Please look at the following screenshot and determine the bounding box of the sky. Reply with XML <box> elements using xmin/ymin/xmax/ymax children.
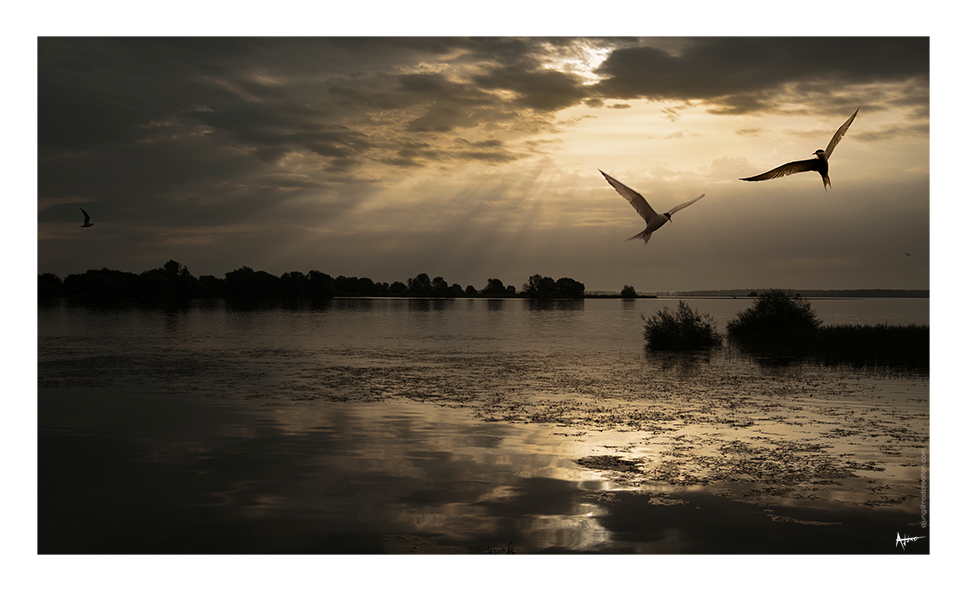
<box><xmin>37</xmin><ymin>37</ymin><xmax>930</xmax><ymax>292</ymax></box>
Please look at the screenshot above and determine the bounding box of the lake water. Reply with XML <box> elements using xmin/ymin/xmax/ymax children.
<box><xmin>37</xmin><ymin>297</ymin><xmax>930</xmax><ymax>554</ymax></box>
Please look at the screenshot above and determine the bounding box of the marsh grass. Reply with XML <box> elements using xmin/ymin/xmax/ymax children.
<box><xmin>643</xmin><ymin>301</ymin><xmax>723</xmax><ymax>350</ymax></box>
<box><xmin>726</xmin><ymin>291</ymin><xmax>928</xmax><ymax>368</ymax></box>
<box><xmin>814</xmin><ymin>324</ymin><xmax>928</xmax><ymax>367</ymax></box>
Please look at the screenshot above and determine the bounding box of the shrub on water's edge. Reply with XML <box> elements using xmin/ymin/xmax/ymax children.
<box><xmin>643</xmin><ymin>301</ymin><xmax>723</xmax><ymax>350</ymax></box>
<box><xmin>726</xmin><ymin>290</ymin><xmax>821</xmax><ymax>344</ymax></box>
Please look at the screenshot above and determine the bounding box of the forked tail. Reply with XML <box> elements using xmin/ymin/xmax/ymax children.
<box><xmin>626</xmin><ymin>230</ymin><xmax>650</xmax><ymax>244</ymax></box>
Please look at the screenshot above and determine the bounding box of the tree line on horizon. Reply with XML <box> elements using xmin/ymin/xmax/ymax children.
<box><xmin>38</xmin><ymin>261</ymin><xmax>586</xmax><ymax>302</ymax></box>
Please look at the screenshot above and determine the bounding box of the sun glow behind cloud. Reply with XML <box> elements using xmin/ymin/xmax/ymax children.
<box><xmin>539</xmin><ymin>41</ymin><xmax>613</xmax><ymax>85</ymax></box>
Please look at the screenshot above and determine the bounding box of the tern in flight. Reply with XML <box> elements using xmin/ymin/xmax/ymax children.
<box><xmin>80</xmin><ymin>208</ymin><xmax>93</xmax><ymax>228</ymax></box>
<box><xmin>740</xmin><ymin>108</ymin><xmax>859</xmax><ymax>191</ymax></box>
<box><xmin>599</xmin><ymin>170</ymin><xmax>704</xmax><ymax>246</ymax></box>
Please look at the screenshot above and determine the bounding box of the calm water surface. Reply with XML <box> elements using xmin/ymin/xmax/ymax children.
<box><xmin>38</xmin><ymin>298</ymin><xmax>929</xmax><ymax>554</ymax></box>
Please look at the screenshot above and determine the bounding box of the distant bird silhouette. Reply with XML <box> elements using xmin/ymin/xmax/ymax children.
<box><xmin>740</xmin><ymin>108</ymin><xmax>859</xmax><ymax>191</ymax></box>
<box><xmin>80</xmin><ymin>208</ymin><xmax>93</xmax><ymax>228</ymax></box>
<box><xmin>599</xmin><ymin>170</ymin><xmax>704</xmax><ymax>246</ymax></box>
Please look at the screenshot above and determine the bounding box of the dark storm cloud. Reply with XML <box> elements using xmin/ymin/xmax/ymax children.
<box><xmin>38</xmin><ymin>36</ymin><xmax>931</xmax><ymax>163</ymax></box>
<box><xmin>38</xmin><ymin>38</ymin><xmax>295</xmax><ymax>151</ymax></box>
<box><xmin>38</xmin><ymin>36</ymin><xmax>930</xmax><ymax>179</ymax></box>
<box><xmin>471</xmin><ymin>64</ymin><xmax>588</xmax><ymax>111</ymax></box>
<box><xmin>37</xmin><ymin>38</ymin><xmax>402</xmax><ymax>231</ymax></box>
<box><xmin>39</xmin><ymin>38</ymin><xmax>591</xmax><ymax>185</ymax></box>
<box><xmin>40</xmin><ymin>40</ymin><xmax>395</xmax><ymax>155</ymax></box>
<box><xmin>192</xmin><ymin>103</ymin><xmax>373</xmax><ymax>163</ymax></box>
<box><xmin>591</xmin><ymin>37</ymin><xmax>929</xmax><ymax>114</ymax></box>
<box><xmin>395</xmin><ymin>65</ymin><xmax>587</xmax><ymax>135</ymax></box>
<box><xmin>399</xmin><ymin>73</ymin><xmax>503</xmax><ymax>133</ymax></box>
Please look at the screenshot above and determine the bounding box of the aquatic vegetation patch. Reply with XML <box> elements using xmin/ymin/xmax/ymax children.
<box><xmin>642</xmin><ymin>301</ymin><xmax>723</xmax><ymax>350</ymax></box>
<box><xmin>575</xmin><ymin>455</ymin><xmax>641</xmax><ymax>473</ymax></box>
<box><xmin>727</xmin><ymin>291</ymin><xmax>928</xmax><ymax>368</ymax></box>
<box><xmin>726</xmin><ymin>290</ymin><xmax>822</xmax><ymax>345</ymax></box>
<box><xmin>812</xmin><ymin>324</ymin><xmax>928</xmax><ymax>367</ymax></box>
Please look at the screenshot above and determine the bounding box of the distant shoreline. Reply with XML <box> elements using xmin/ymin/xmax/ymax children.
<box><xmin>38</xmin><ymin>265</ymin><xmax>928</xmax><ymax>301</ymax></box>
<box><xmin>589</xmin><ymin>289</ymin><xmax>929</xmax><ymax>299</ymax></box>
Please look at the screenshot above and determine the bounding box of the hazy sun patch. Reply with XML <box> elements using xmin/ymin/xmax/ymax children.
<box><xmin>539</xmin><ymin>41</ymin><xmax>612</xmax><ymax>85</ymax></box>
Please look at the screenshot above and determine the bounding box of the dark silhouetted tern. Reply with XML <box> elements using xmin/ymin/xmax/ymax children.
<box><xmin>80</xmin><ymin>208</ymin><xmax>93</xmax><ymax>228</ymax></box>
<box><xmin>740</xmin><ymin>108</ymin><xmax>859</xmax><ymax>191</ymax></box>
<box><xmin>599</xmin><ymin>170</ymin><xmax>704</xmax><ymax>246</ymax></box>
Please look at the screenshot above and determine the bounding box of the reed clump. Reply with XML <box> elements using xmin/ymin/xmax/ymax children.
<box><xmin>814</xmin><ymin>324</ymin><xmax>928</xmax><ymax>367</ymax></box>
<box><xmin>643</xmin><ymin>301</ymin><xmax>723</xmax><ymax>350</ymax></box>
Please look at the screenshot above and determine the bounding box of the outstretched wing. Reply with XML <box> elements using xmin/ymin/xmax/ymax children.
<box><xmin>740</xmin><ymin>158</ymin><xmax>819</xmax><ymax>182</ymax></box>
<box><xmin>667</xmin><ymin>193</ymin><xmax>705</xmax><ymax>215</ymax></box>
<box><xmin>825</xmin><ymin>108</ymin><xmax>858</xmax><ymax>158</ymax></box>
<box><xmin>599</xmin><ymin>170</ymin><xmax>657</xmax><ymax>223</ymax></box>
<box><xmin>80</xmin><ymin>207</ymin><xmax>90</xmax><ymax>223</ymax></box>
